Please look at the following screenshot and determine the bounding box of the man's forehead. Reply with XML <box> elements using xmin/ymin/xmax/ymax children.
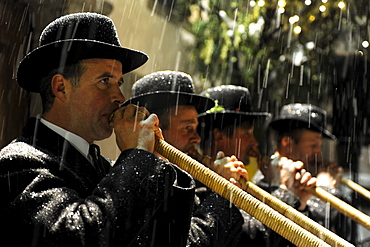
<box><xmin>300</xmin><ymin>129</ymin><xmax>323</xmax><ymax>140</ymax></box>
<box><xmin>81</xmin><ymin>58</ymin><xmax>123</xmax><ymax>77</ymax></box>
<box><xmin>171</xmin><ymin>107</ymin><xmax>199</xmax><ymax>124</ymax></box>
<box><xmin>240</xmin><ymin>120</ymin><xmax>254</xmax><ymax>129</ymax></box>
<box><xmin>81</xmin><ymin>58</ymin><xmax>123</xmax><ymax>69</ymax></box>
<box><xmin>169</xmin><ymin>105</ymin><xmax>198</xmax><ymax>115</ymax></box>
<box><xmin>178</xmin><ymin>114</ymin><xmax>199</xmax><ymax>124</ymax></box>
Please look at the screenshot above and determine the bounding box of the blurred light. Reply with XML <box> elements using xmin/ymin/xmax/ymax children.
<box><xmin>321</xmin><ymin>0</ymin><xmax>328</xmax><ymax>3</ymax></box>
<box><xmin>278</xmin><ymin>0</ymin><xmax>286</xmax><ymax>7</ymax></box>
<box><xmin>319</xmin><ymin>5</ymin><xmax>326</xmax><ymax>12</ymax></box>
<box><xmin>289</xmin><ymin>15</ymin><xmax>300</xmax><ymax>24</ymax></box>
<box><xmin>278</xmin><ymin>7</ymin><xmax>285</xmax><ymax>14</ymax></box>
<box><xmin>306</xmin><ymin>41</ymin><xmax>315</xmax><ymax>50</ymax></box>
<box><xmin>309</xmin><ymin>15</ymin><xmax>316</xmax><ymax>22</ymax></box>
<box><xmin>219</xmin><ymin>10</ymin><xmax>226</xmax><ymax>18</ymax></box>
<box><xmin>292</xmin><ymin>47</ymin><xmax>306</xmax><ymax>66</ymax></box>
<box><xmin>338</xmin><ymin>1</ymin><xmax>345</xmax><ymax>9</ymax></box>
<box><xmin>248</xmin><ymin>18</ymin><xmax>264</xmax><ymax>37</ymax></box>
<box><xmin>227</xmin><ymin>29</ymin><xmax>234</xmax><ymax>37</ymax></box>
<box><xmin>293</xmin><ymin>26</ymin><xmax>302</xmax><ymax>34</ymax></box>
<box><xmin>362</xmin><ymin>41</ymin><xmax>369</xmax><ymax>48</ymax></box>
<box><xmin>238</xmin><ymin>24</ymin><xmax>246</xmax><ymax>33</ymax></box>
<box><xmin>250</xmin><ymin>1</ymin><xmax>256</xmax><ymax>7</ymax></box>
<box><xmin>305</xmin><ymin>0</ymin><xmax>312</xmax><ymax>5</ymax></box>
<box><xmin>258</xmin><ymin>0</ymin><xmax>265</xmax><ymax>7</ymax></box>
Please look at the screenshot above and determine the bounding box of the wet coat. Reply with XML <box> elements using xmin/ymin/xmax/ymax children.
<box><xmin>187</xmin><ymin>181</ymin><xmax>244</xmax><ymax>247</ymax></box>
<box><xmin>0</xmin><ymin>118</ymin><xmax>195</xmax><ymax>247</ymax></box>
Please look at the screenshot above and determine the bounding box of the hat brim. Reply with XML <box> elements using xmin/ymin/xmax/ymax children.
<box><xmin>123</xmin><ymin>91</ymin><xmax>215</xmax><ymax>114</ymax></box>
<box><xmin>269</xmin><ymin>118</ymin><xmax>336</xmax><ymax>140</ymax></box>
<box><xmin>198</xmin><ymin>110</ymin><xmax>271</xmax><ymax>129</ymax></box>
<box><xmin>17</xmin><ymin>40</ymin><xmax>148</xmax><ymax>92</ymax></box>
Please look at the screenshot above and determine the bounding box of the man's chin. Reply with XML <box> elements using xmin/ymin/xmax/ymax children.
<box><xmin>183</xmin><ymin>145</ymin><xmax>196</xmax><ymax>154</ymax></box>
<box><xmin>98</xmin><ymin>126</ymin><xmax>113</xmax><ymax>141</ymax></box>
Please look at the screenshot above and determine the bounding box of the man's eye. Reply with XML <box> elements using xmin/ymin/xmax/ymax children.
<box><xmin>100</xmin><ymin>78</ymin><xmax>109</xmax><ymax>85</ymax></box>
<box><xmin>185</xmin><ymin>126</ymin><xmax>194</xmax><ymax>131</ymax></box>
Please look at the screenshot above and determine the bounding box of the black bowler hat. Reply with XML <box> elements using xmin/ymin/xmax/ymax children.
<box><xmin>123</xmin><ymin>70</ymin><xmax>215</xmax><ymax>113</ymax></box>
<box><xmin>17</xmin><ymin>12</ymin><xmax>148</xmax><ymax>93</ymax></box>
<box><xmin>198</xmin><ymin>85</ymin><xmax>271</xmax><ymax>129</ymax></box>
<box><xmin>269</xmin><ymin>103</ymin><xmax>336</xmax><ymax>140</ymax></box>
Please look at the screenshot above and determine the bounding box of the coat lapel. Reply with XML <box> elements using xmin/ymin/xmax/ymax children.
<box><xmin>19</xmin><ymin>118</ymin><xmax>107</xmax><ymax>195</ymax></box>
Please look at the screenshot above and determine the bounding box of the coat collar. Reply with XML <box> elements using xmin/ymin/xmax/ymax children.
<box><xmin>18</xmin><ymin>117</ymin><xmax>110</xmax><ymax>193</ymax></box>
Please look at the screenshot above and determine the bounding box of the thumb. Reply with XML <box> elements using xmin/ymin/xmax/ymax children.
<box><xmin>216</xmin><ymin>151</ymin><xmax>225</xmax><ymax>160</ymax></box>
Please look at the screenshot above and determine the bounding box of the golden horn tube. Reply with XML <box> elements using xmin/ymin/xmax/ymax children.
<box><xmin>255</xmin><ymin>153</ymin><xmax>370</xmax><ymax>231</ymax></box>
<box><xmin>242</xmin><ymin>180</ymin><xmax>354</xmax><ymax>247</ymax></box>
<box><xmin>155</xmin><ymin>139</ymin><xmax>351</xmax><ymax>247</ymax></box>
<box><xmin>306</xmin><ymin>185</ymin><xmax>370</xmax><ymax>230</ymax></box>
<box><xmin>185</xmin><ymin>143</ymin><xmax>354</xmax><ymax>247</ymax></box>
<box><xmin>341</xmin><ymin>178</ymin><xmax>370</xmax><ymax>201</ymax></box>
<box><xmin>253</xmin><ymin>159</ymin><xmax>370</xmax><ymax>230</ymax></box>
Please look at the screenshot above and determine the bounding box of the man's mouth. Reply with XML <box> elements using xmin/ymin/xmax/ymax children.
<box><xmin>102</xmin><ymin>114</ymin><xmax>113</xmax><ymax>125</ymax></box>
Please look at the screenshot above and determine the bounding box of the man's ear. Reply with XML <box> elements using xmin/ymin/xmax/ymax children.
<box><xmin>281</xmin><ymin>136</ymin><xmax>293</xmax><ymax>150</ymax></box>
<box><xmin>51</xmin><ymin>74</ymin><xmax>67</xmax><ymax>102</ymax></box>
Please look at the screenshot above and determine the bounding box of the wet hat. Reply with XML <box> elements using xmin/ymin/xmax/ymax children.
<box><xmin>198</xmin><ymin>85</ymin><xmax>271</xmax><ymax>129</ymax></box>
<box><xmin>269</xmin><ymin>103</ymin><xmax>336</xmax><ymax>140</ymax></box>
<box><xmin>17</xmin><ymin>12</ymin><xmax>148</xmax><ymax>92</ymax></box>
<box><xmin>123</xmin><ymin>70</ymin><xmax>215</xmax><ymax>113</ymax></box>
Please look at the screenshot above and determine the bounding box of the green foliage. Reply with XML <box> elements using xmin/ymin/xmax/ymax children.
<box><xmin>173</xmin><ymin>0</ymin><xmax>369</xmax><ymax>110</ymax></box>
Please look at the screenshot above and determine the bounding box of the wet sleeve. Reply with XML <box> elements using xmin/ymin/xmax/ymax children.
<box><xmin>187</xmin><ymin>190</ymin><xmax>244</xmax><ymax>247</ymax></box>
<box><xmin>236</xmin><ymin>186</ymin><xmax>301</xmax><ymax>247</ymax></box>
<box><xmin>0</xmin><ymin>146</ymin><xmax>195</xmax><ymax>247</ymax></box>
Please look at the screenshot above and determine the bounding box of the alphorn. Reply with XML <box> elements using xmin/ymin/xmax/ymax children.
<box><xmin>187</xmin><ymin>146</ymin><xmax>354</xmax><ymax>247</ymax></box>
<box><xmin>189</xmin><ymin>147</ymin><xmax>370</xmax><ymax>202</ymax></box>
<box><xmin>341</xmin><ymin>178</ymin><xmax>370</xmax><ymax>201</ymax></box>
<box><xmin>253</xmin><ymin>152</ymin><xmax>370</xmax><ymax>230</ymax></box>
<box><xmin>155</xmin><ymin>139</ymin><xmax>352</xmax><ymax>247</ymax></box>
<box><xmin>307</xmin><ymin>186</ymin><xmax>370</xmax><ymax>230</ymax></box>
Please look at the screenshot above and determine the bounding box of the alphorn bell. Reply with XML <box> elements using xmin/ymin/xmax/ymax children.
<box><xmin>155</xmin><ymin>138</ymin><xmax>353</xmax><ymax>247</ymax></box>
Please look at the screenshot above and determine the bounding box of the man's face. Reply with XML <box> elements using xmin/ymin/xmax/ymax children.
<box><xmin>290</xmin><ymin>129</ymin><xmax>323</xmax><ymax>172</ymax></box>
<box><xmin>66</xmin><ymin>58</ymin><xmax>125</xmax><ymax>143</ymax></box>
<box><xmin>161</xmin><ymin>105</ymin><xmax>200</xmax><ymax>153</ymax></box>
<box><xmin>221</xmin><ymin>123</ymin><xmax>258</xmax><ymax>165</ymax></box>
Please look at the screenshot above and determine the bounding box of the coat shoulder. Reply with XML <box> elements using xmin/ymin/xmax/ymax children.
<box><xmin>0</xmin><ymin>140</ymin><xmax>53</xmax><ymax>171</ymax></box>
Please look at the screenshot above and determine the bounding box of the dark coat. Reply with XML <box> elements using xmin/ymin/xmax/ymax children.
<box><xmin>0</xmin><ymin>118</ymin><xmax>195</xmax><ymax>247</ymax></box>
<box><xmin>187</xmin><ymin>181</ymin><xmax>244</xmax><ymax>247</ymax></box>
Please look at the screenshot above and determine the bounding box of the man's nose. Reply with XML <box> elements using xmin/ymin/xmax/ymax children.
<box><xmin>111</xmin><ymin>84</ymin><xmax>126</xmax><ymax>105</ymax></box>
<box><xmin>249</xmin><ymin>134</ymin><xmax>259</xmax><ymax>147</ymax></box>
<box><xmin>190</xmin><ymin>131</ymin><xmax>201</xmax><ymax>145</ymax></box>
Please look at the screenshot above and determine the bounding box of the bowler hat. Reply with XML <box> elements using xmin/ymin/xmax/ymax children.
<box><xmin>198</xmin><ymin>85</ymin><xmax>271</xmax><ymax>129</ymax></box>
<box><xmin>17</xmin><ymin>12</ymin><xmax>148</xmax><ymax>92</ymax></box>
<box><xmin>123</xmin><ymin>70</ymin><xmax>215</xmax><ymax>113</ymax></box>
<box><xmin>269</xmin><ymin>103</ymin><xmax>336</xmax><ymax>140</ymax></box>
